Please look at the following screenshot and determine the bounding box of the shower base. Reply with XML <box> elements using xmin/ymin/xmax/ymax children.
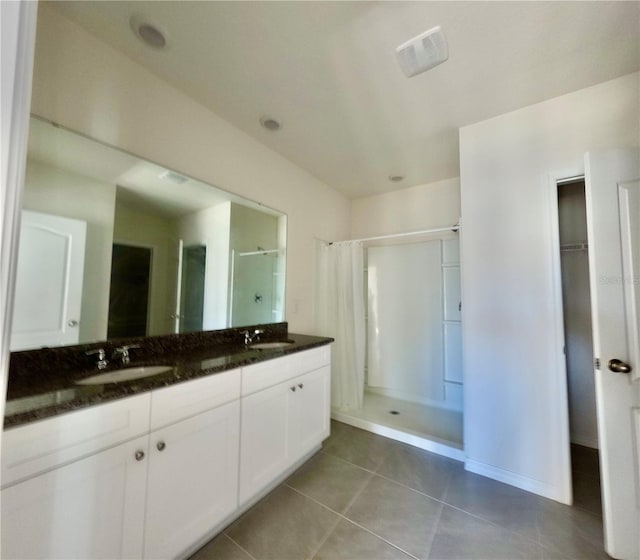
<box><xmin>331</xmin><ymin>391</ymin><xmax>464</xmax><ymax>461</ymax></box>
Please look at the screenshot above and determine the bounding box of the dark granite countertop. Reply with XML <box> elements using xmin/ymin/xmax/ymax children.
<box><xmin>4</xmin><ymin>325</ymin><xmax>333</xmax><ymax>429</ymax></box>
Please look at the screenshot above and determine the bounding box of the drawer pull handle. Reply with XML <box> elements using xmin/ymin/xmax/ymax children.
<box><xmin>135</xmin><ymin>450</ymin><xmax>145</xmax><ymax>461</ymax></box>
<box><xmin>290</xmin><ymin>386</ymin><xmax>296</xmax><ymax>392</ymax></box>
<box><xmin>157</xmin><ymin>441</ymin><xmax>166</xmax><ymax>451</ymax></box>
<box><xmin>298</xmin><ymin>383</ymin><xmax>304</xmax><ymax>389</ymax></box>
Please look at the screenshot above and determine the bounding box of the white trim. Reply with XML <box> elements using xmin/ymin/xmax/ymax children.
<box><xmin>546</xmin><ymin>166</ymin><xmax>587</xmax><ymax>506</ymax></box>
<box><xmin>465</xmin><ymin>459</ymin><xmax>567</xmax><ymax>502</ymax></box>
<box><xmin>1</xmin><ymin>1</ymin><xmax>38</xmax><ymax>429</ymax></box>
<box><xmin>331</xmin><ymin>410</ymin><xmax>465</xmax><ymax>462</ymax></box>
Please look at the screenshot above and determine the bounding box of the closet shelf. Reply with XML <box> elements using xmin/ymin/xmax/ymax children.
<box><xmin>560</xmin><ymin>242</ymin><xmax>588</xmax><ymax>252</ymax></box>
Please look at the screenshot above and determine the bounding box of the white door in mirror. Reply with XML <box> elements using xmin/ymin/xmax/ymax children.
<box><xmin>11</xmin><ymin>210</ymin><xmax>86</xmax><ymax>351</ymax></box>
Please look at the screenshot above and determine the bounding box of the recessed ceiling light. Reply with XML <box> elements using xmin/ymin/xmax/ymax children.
<box><xmin>260</xmin><ymin>116</ymin><xmax>282</xmax><ymax>131</ymax></box>
<box><xmin>130</xmin><ymin>15</ymin><xmax>168</xmax><ymax>49</ymax></box>
<box><xmin>389</xmin><ymin>175</ymin><xmax>404</xmax><ymax>182</ymax></box>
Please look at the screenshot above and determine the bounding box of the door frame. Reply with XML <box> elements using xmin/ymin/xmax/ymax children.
<box><xmin>1</xmin><ymin>1</ymin><xmax>38</xmax><ymax>428</ymax></box>
<box><xmin>547</xmin><ymin>164</ymin><xmax>588</xmax><ymax>507</ymax></box>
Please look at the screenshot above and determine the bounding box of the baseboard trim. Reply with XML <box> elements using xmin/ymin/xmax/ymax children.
<box><xmin>464</xmin><ymin>458</ymin><xmax>571</xmax><ymax>504</ymax></box>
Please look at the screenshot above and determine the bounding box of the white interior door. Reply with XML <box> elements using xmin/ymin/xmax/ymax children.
<box><xmin>584</xmin><ymin>149</ymin><xmax>640</xmax><ymax>560</ymax></box>
<box><xmin>11</xmin><ymin>210</ymin><xmax>86</xmax><ymax>351</ymax></box>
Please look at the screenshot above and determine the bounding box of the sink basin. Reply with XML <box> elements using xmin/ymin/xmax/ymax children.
<box><xmin>76</xmin><ymin>365</ymin><xmax>174</xmax><ymax>385</ymax></box>
<box><xmin>250</xmin><ymin>340</ymin><xmax>295</xmax><ymax>350</ymax></box>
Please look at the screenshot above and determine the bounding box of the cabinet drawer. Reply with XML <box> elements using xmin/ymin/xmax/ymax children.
<box><xmin>242</xmin><ymin>346</ymin><xmax>331</xmax><ymax>396</ymax></box>
<box><xmin>2</xmin><ymin>393</ymin><xmax>151</xmax><ymax>488</ymax></box>
<box><xmin>150</xmin><ymin>368</ymin><xmax>241</xmax><ymax>431</ymax></box>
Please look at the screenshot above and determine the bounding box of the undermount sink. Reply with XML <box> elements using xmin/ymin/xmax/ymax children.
<box><xmin>249</xmin><ymin>340</ymin><xmax>295</xmax><ymax>350</ymax></box>
<box><xmin>76</xmin><ymin>365</ymin><xmax>174</xmax><ymax>385</ymax></box>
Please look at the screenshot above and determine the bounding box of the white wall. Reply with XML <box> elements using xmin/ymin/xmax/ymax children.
<box><xmin>459</xmin><ymin>72</ymin><xmax>639</xmax><ymax>501</ymax></box>
<box><xmin>30</xmin><ymin>4</ymin><xmax>351</xmax><ymax>333</ymax></box>
<box><xmin>23</xmin><ymin>158</ymin><xmax>116</xmax><ymax>343</ymax></box>
<box><xmin>351</xmin><ymin>177</ymin><xmax>460</xmax><ymax>239</ymax></box>
<box><xmin>178</xmin><ymin>203</ymin><xmax>231</xmax><ymax>330</ymax></box>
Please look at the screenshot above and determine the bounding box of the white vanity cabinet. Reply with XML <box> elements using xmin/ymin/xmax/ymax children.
<box><xmin>1</xmin><ymin>394</ymin><xmax>151</xmax><ymax>560</ymax></box>
<box><xmin>2</xmin><ymin>436</ymin><xmax>149</xmax><ymax>559</ymax></box>
<box><xmin>143</xmin><ymin>400</ymin><xmax>240</xmax><ymax>559</ymax></box>
<box><xmin>239</xmin><ymin>346</ymin><xmax>330</xmax><ymax>504</ymax></box>
<box><xmin>1</xmin><ymin>344</ymin><xmax>332</xmax><ymax>560</ymax></box>
<box><xmin>1</xmin><ymin>370</ymin><xmax>242</xmax><ymax>560</ymax></box>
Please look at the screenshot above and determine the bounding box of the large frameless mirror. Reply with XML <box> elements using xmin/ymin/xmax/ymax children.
<box><xmin>10</xmin><ymin>116</ymin><xmax>287</xmax><ymax>351</ymax></box>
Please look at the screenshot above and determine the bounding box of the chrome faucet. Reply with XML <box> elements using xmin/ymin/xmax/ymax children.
<box><xmin>241</xmin><ymin>329</ymin><xmax>264</xmax><ymax>345</ymax></box>
<box><xmin>112</xmin><ymin>344</ymin><xmax>141</xmax><ymax>365</ymax></box>
<box><xmin>86</xmin><ymin>348</ymin><xmax>108</xmax><ymax>370</ymax></box>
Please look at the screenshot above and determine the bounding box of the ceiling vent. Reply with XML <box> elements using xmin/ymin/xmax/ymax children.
<box><xmin>159</xmin><ymin>170</ymin><xmax>188</xmax><ymax>184</ymax></box>
<box><xmin>396</xmin><ymin>26</ymin><xmax>448</xmax><ymax>78</ymax></box>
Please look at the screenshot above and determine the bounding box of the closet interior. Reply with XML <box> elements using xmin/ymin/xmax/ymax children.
<box><xmin>557</xmin><ymin>178</ymin><xmax>602</xmax><ymax>515</ymax></box>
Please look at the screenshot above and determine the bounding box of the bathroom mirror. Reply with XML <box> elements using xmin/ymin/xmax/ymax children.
<box><xmin>10</xmin><ymin>116</ymin><xmax>287</xmax><ymax>351</ymax></box>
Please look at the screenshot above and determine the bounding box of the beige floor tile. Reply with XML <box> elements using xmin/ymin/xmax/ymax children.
<box><xmin>314</xmin><ymin>519</ymin><xmax>414</xmax><ymax>560</ymax></box>
<box><xmin>345</xmin><ymin>474</ymin><xmax>442</xmax><ymax>559</ymax></box>
<box><xmin>226</xmin><ymin>485</ymin><xmax>338</xmax><ymax>560</ymax></box>
<box><xmin>286</xmin><ymin>452</ymin><xmax>373</xmax><ymax>513</ymax></box>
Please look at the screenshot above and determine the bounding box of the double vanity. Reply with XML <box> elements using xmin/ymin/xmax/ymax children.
<box><xmin>2</xmin><ymin>323</ymin><xmax>333</xmax><ymax>559</ymax></box>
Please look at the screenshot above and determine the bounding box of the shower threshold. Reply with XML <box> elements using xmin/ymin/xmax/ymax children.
<box><xmin>331</xmin><ymin>391</ymin><xmax>464</xmax><ymax>461</ymax></box>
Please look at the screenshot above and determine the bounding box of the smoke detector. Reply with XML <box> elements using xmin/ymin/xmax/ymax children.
<box><xmin>396</xmin><ymin>26</ymin><xmax>448</xmax><ymax>78</ymax></box>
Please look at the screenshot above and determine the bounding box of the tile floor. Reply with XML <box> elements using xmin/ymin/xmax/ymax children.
<box><xmin>190</xmin><ymin>421</ymin><xmax>609</xmax><ymax>560</ymax></box>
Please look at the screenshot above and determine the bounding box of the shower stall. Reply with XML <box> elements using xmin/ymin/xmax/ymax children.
<box><xmin>330</xmin><ymin>233</ymin><xmax>464</xmax><ymax>459</ymax></box>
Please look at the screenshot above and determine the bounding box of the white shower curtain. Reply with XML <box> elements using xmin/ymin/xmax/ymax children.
<box><xmin>315</xmin><ymin>241</ymin><xmax>366</xmax><ymax>410</ymax></box>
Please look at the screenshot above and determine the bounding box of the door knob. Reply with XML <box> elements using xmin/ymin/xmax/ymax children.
<box><xmin>608</xmin><ymin>359</ymin><xmax>633</xmax><ymax>374</ymax></box>
<box><xmin>68</xmin><ymin>320</ymin><xmax>78</xmax><ymax>327</ymax></box>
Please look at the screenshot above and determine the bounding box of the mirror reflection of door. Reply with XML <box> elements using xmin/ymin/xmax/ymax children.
<box><xmin>107</xmin><ymin>244</ymin><xmax>152</xmax><ymax>339</ymax></box>
<box><xmin>11</xmin><ymin>210</ymin><xmax>87</xmax><ymax>350</ymax></box>
<box><xmin>179</xmin><ymin>244</ymin><xmax>206</xmax><ymax>333</ymax></box>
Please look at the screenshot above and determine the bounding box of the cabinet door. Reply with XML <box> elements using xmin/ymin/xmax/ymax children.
<box><xmin>144</xmin><ymin>400</ymin><xmax>240</xmax><ymax>560</ymax></box>
<box><xmin>239</xmin><ymin>382</ymin><xmax>291</xmax><ymax>504</ymax></box>
<box><xmin>1</xmin><ymin>435</ymin><xmax>148</xmax><ymax>559</ymax></box>
<box><xmin>291</xmin><ymin>366</ymin><xmax>330</xmax><ymax>460</ymax></box>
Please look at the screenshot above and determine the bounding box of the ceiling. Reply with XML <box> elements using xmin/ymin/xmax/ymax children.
<box><xmin>49</xmin><ymin>1</ymin><xmax>640</xmax><ymax>199</ymax></box>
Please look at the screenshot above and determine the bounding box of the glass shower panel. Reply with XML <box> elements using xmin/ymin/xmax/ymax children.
<box><xmin>230</xmin><ymin>250</ymin><xmax>279</xmax><ymax>327</ymax></box>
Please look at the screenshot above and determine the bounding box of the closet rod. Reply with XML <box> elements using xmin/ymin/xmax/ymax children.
<box><xmin>329</xmin><ymin>223</ymin><xmax>459</xmax><ymax>245</ymax></box>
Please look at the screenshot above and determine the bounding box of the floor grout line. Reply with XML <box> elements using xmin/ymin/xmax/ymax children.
<box><xmin>422</xmin><ymin>499</ymin><xmax>445</xmax><ymax>560</ymax></box>
<box><xmin>221</xmin><ymin>533</ymin><xmax>259</xmax><ymax>560</ymax></box>
<box><xmin>285</xmin><ymin>478</ymin><xmax>420</xmax><ymax>560</ymax></box>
